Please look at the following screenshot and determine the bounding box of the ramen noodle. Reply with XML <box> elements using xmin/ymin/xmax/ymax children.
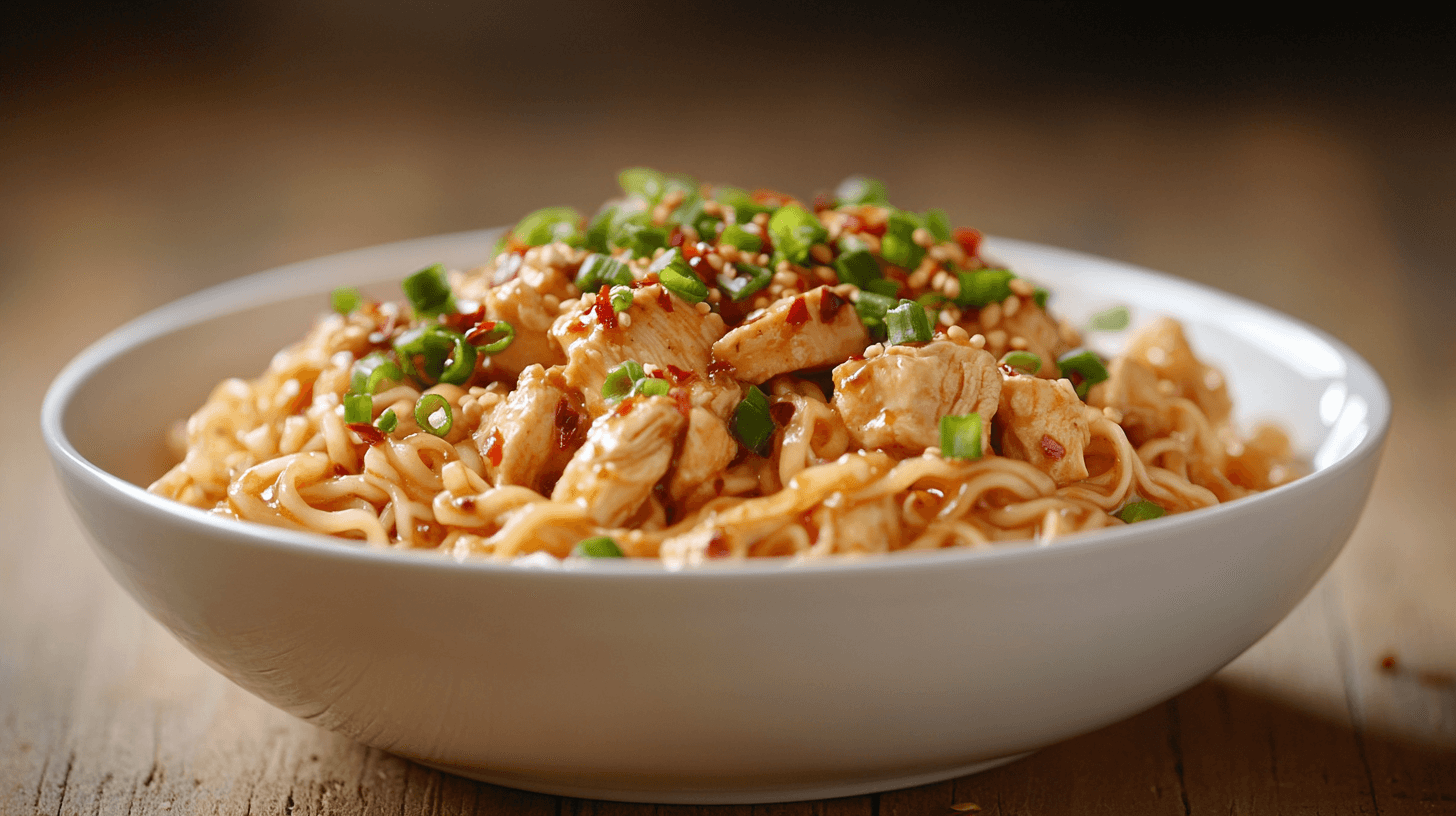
<box><xmin>150</xmin><ymin>171</ymin><xmax>1296</xmax><ymax>564</ymax></box>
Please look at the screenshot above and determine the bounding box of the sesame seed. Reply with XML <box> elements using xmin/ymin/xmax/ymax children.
<box><xmin>931</xmin><ymin>270</ymin><xmax>948</xmax><ymax>290</ymax></box>
<box><xmin>756</xmin><ymin>253</ymin><xmax>771</xmax><ymax>265</ymax></box>
<box><xmin>912</xmin><ymin>227</ymin><xmax>935</xmax><ymax>247</ymax></box>
<box><xmin>695</xmin><ymin>301</ymin><xmax>712</xmax><ymax>314</ymax></box>
<box><xmin>923</xmin><ymin>446</ymin><xmax>941</xmax><ymax>457</ymax></box>
<box><xmin>810</xmin><ymin>244</ymin><xmax>834</xmax><ymax>264</ymax></box>
<box><xmin>752</xmin><ymin>213</ymin><xmax>770</xmax><ymax>227</ymax></box>
<box><xmin>706</xmin><ymin>253</ymin><xmax>725</xmax><ymax>271</ymax></box>
<box><xmin>619</xmin><ymin>312</ymin><xmax>633</xmax><ymax>327</ymax></box>
<box><xmin>864</xmin><ymin>343</ymin><xmax>884</xmax><ymax>359</ymax></box>
<box><xmin>938</xmin><ymin>310</ymin><xmax>957</xmax><ymax>326</ymax></box>
<box><xmin>702</xmin><ymin>200</ymin><xmax>723</xmax><ymax>217</ymax></box>
<box><xmin>943</xmin><ymin>275</ymin><xmax>962</xmax><ymax>299</ymax></box>
<box><xmin>969</xmin><ymin>333</ymin><xmax>987</xmax><ymax>349</ymax></box>
<box><xmin>813</xmin><ymin>265</ymin><xmax>837</xmax><ymax>284</ymax></box>
<box><xmin>719</xmin><ymin>244</ymin><xmax>740</xmax><ymax>263</ymax></box>
<box><xmin>1003</xmin><ymin>295</ymin><xmax>1021</xmax><ymax>317</ymax></box>
<box><xmin>1009</xmin><ymin>278</ymin><xmax>1035</xmax><ymax>297</ymax></box>
<box><xmin>987</xmin><ymin>329</ymin><xmax>1008</xmax><ymax>348</ymax></box>
<box><xmin>947</xmin><ymin>325</ymin><xmax>970</xmax><ymax>341</ymax></box>
<box><xmin>1009</xmin><ymin>335</ymin><xmax>1030</xmax><ymax>350</ymax></box>
<box><xmin>981</xmin><ymin>302</ymin><xmax>1002</xmax><ymax>328</ymax></box>
<box><xmin>707</xmin><ymin>289</ymin><xmax>722</xmax><ymax>303</ymax></box>
<box><xmin>907</xmin><ymin>269</ymin><xmax>931</xmax><ymax>289</ymax></box>
<box><xmin>773</xmin><ymin>270</ymin><xmax>799</xmax><ymax>286</ymax></box>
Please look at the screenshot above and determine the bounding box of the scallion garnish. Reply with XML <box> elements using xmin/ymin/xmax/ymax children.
<box><xmin>375</xmin><ymin>408</ymin><xmax>398</xmax><ymax>434</ymax></box>
<box><xmin>1000</xmin><ymin>351</ymin><xmax>1042</xmax><ymax>375</ymax></box>
<box><xmin>834</xmin><ymin>175</ymin><xmax>889</xmax><ymax>205</ymax></box>
<box><xmin>343</xmin><ymin>393</ymin><xmax>373</xmax><ymax>425</ymax></box>
<box><xmin>609</xmin><ymin>285</ymin><xmax>635</xmax><ymax>312</ymax></box>
<box><xmin>719</xmin><ymin>223</ymin><xmax>763</xmax><ymax>253</ymax></box>
<box><xmin>511</xmin><ymin>206</ymin><xmax>581</xmax><ymax>247</ymax></box>
<box><xmin>394</xmin><ymin>325</ymin><xmax>478</xmax><ymax>386</ymax></box>
<box><xmin>1033</xmin><ymin>287</ymin><xmax>1050</xmax><ymax>311</ymax></box>
<box><xmin>864</xmin><ymin>277</ymin><xmax>900</xmax><ymax>298</ymax></box>
<box><xmin>583</xmin><ymin>205</ymin><xmax>616</xmax><ymax>253</ymax></box>
<box><xmin>470</xmin><ymin>320</ymin><xmax>515</xmax><ymax>356</ymax></box>
<box><xmin>602</xmin><ymin>360</ymin><xmax>646</xmax><ymax>403</ymax></box>
<box><xmin>732</xmin><ymin>385</ymin><xmax>774</xmax><ymax>454</ymax></box>
<box><xmin>576</xmin><ymin>253</ymin><xmax>633</xmax><ymax>292</ymax></box>
<box><xmin>939</xmin><ymin>413</ymin><xmax>983</xmax><ymax>460</ymax></box>
<box><xmin>833</xmin><ymin>249</ymin><xmax>880</xmax><ymax>289</ymax></box>
<box><xmin>854</xmin><ymin>290</ymin><xmax>898</xmax><ymax>340</ymax></box>
<box><xmin>1087</xmin><ymin>304</ymin><xmax>1130</xmax><ymax>332</ymax></box>
<box><xmin>402</xmin><ymin>264</ymin><xmax>456</xmax><ymax>318</ymax></box>
<box><xmin>414</xmin><ymin>394</ymin><xmax>453</xmax><ymax>437</ymax></box>
<box><xmin>574</xmin><ymin>535</ymin><xmax>624</xmax><ymax>558</ymax></box>
<box><xmin>880</xmin><ymin>210</ymin><xmax>924</xmax><ymax>270</ymax></box>
<box><xmin>1117</xmin><ymin>500</ymin><xmax>1165</xmax><ymax>524</ymax></box>
<box><xmin>953</xmin><ymin>269</ymin><xmax>1015</xmax><ymax>309</ymax></box>
<box><xmin>712</xmin><ymin>186</ymin><xmax>773</xmax><ymax>221</ymax></box>
<box><xmin>331</xmin><ymin>287</ymin><xmax>362</xmax><ymax>315</ymax></box>
<box><xmin>650</xmin><ymin>248</ymin><xmax>709</xmax><ymax>304</ymax></box>
<box><xmin>1058</xmin><ymin>350</ymin><xmax>1111</xmax><ymax>399</ymax></box>
<box><xmin>351</xmin><ymin>352</ymin><xmax>404</xmax><ymax>395</ymax></box>
<box><xmin>766</xmin><ymin>204</ymin><xmax>828</xmax><ymax>265</ymax></box>
<box><xmin>717</xmin><ymin>263</ymin><xmax>773</xmax><ymax>302</ymax></box>
<box><xmin>612</xmin><ymin>218</ymin><xmax>670</xmax><ymax>258</ymax></box>
<box><xmin>885</xmin><ymin>299</ymin><xmax>933</xmax><ymax>345</ymax></box>
<box><xmin>633</xmin><ymin>377</ymin><xmax>670</xmax><ymax>398</ymax></box>
<box><xmin>923</xmin><ymin>208</ymin><xmax>952</xmax><ymax>242</ymax></box>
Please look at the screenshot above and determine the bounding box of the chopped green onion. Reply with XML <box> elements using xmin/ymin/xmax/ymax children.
<box><xmin>880</xmin><ymin>210</ymin><xmax>924</xmax><ymax>270</ymax></box>
<box><xmin>394</xmin><ymin>325</ymin><xmax>477</xmax><ymax>386</ymax></box>
<box><xmin>574</xmin><ymin>536</ymin><xmax>624</xmax><ymax>558</ymax></box>
<box><xmin>1058</xmin><ymin>350</ymin><xmax>1111</xmax><ymax>399</ymax></box>
<box><xmin>923</xmin><ymin>208</ymin><xmax>952</xmax><ymax>242</ymax></box>
<box><xmin>1000</xmin><ymin>351</ymin><xmax>1042</xmax><ymax>375</ymax></box>
<box><xmin>766</xmin><ymin>204</ymin><xmax>828</xmax><ymax>265</ymax></box>
<box><xmin>402</xmin><ymin>264</ymin><xmax>456</xmax><ymax>318</ymax></box>
<box><xmin>511</xmin><ymin>206</ymin><xmax>580</xmax><ymax>247</ymax></box>
<box><xmin>619</xmin><ymin>167</ymin><xmax>667</xmax><ymax>201</ymax></box>
<box><xmin>939</xmin><ymin>413</ymin><xmax>983</xmax><ymax>460</ymax></box>
<box><xmin>833</xmin><ymin>249</ymin><xmax>881</xmax><ymax>289</ymax></box>
<box><xmin>331</xmin><ymin>287</ymin><xmax>362</xmax><ymax>315</ymax></box>
<box><xmin>650</xmin><ymin>248</ymin><xmax>709</xmax><ymax>304</ymax></box>
<box><xmin>712</xmin><ymin>186</ymin><xmax>773</xmax><ymax>221</ymax></box>
<box><xmin>602</xmin><ymin>360</ymin><xmax>646</xmax><ymax>403</ymax></box>
<box><xmin>375</xmin><ymin>408</ymin><xmax>398</xmax><ymax>434</ymax></box>
<box><xmin>864</xmin><ymin>277</ymin><xmax>900</xmax><ymax>298</ymax></box>
<box><xmin>732</xmin><ymin>385</ymin><xmax>774</xmax><ymax>454</ymax></box>
<box><xmin>954</xmin><ymin>268</ymin><xmax>1016</xmax><ymax>309</ymax></box>
<box><xmin>351</xmin><ymin>352</ymin><xmax>404</xmax><ymax>395</ymax></box>
<box><xmin>612</xmin><ymin>218</ymin><xmax>670</xmax><ymax>258</ymax></box>
<box><xmin>834</xmin><ymin>175</ymin><xmax>889</xmax><ymax>205</ymax></box>
<box><xmin>584</xmin><ymin>205</ymin><xmax>616</xmax><ymax>253</ymax></box>
<box><xmin>854</xmin><ymin>290</ymin><xmax>898</xmax><ymax>340</ymax></box>
<box><xmin>886</xmin><ymin>299</ymin><xmax>933</xmax><ymax>345</ymax></box>
<box><xmin>414</xmin><ymin>394</ymin><xmax>453</xmax><ymax>437</ymax></box>
<box><xmin>1033</xmin><ymin>287</ymin><xmax>1050</xmax><ymax>311</ymax></box>
<box><xmin>838</xmin><ymin>233</ymin><xmax>872</xmax><ymax>255</ymax></box>
<box><xmin>1087</xmin><ymin>304</ymin><xmax>1131</xmax><ymax>332</ymax></box>
<box><xmin>609</xmin><ymin>285</ymin><xmax>635</xmax><ymax>312</ymax></box>
<box><xmin>633</xmin><ymin>377</ymin><xmax>670</xmax><ymax>398</ymax></box>
<box><xmin>471</xmin><ymin>320</ymin><xmax>515</xmax><ymax>356</ymax></box>
<box><xmin>1117</xmin><ymin>500</ymin><xmax>1165</xmax><ymax>524</ymax></box>
<box><xmin>576</xmin><ymin>253</ymin><xmax>633</xmax><ymax>292</ymax></box>
<box><xmin>343</xmin><ymin>393</ymin><xmax>373</xmax><ymax>424</ymax></box>
<box><xmin>717</xmin><ymin>263</ymin><xmax>773</xmax><ymax>302</ymax></box>
<box><xmin>718</xmin><ymin>223</ymin><xmax>763</xmax><ymax>253</ymax></box>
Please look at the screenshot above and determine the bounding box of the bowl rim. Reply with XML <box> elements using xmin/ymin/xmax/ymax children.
<box><xmin>40</xmin><ymin>229</ymin><xmax>1393</xmax><ymax>579</ymax></box>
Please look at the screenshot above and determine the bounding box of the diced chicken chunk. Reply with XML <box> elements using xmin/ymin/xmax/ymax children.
<box><xmin>475</xmin><ymin>365</ymin><xmax>579</xmax><ymax>493</ymax></box>
<box><xmin>821</xmin><ymin>496</ymin><xmax>901</xmax><ymax>553</ymax></box>
<box><xmin>552</xmin><ymin>284</ymin><xmax>727</xmax><ymax>416</ymax></box>
<box><xmin>1086</xmin><ymin>356</ymin><xmax>1173</xmax><ymax>446</ymax></box>
<box><xmin>996</xmin><ymin>374</ymin><xmax>1091</xmax><ymax>485</ymax></box>
<box><xmin>479</xmin><ymin>274</ymin><xmax>569</xmax><ymax>379</ymax></box>
<box><xmin>1122</xmin><ymin>316</ymin><xmax>1232</xmax><ymax>425</ymax></box>
<box><xmin>552</xmin><ymin>396</ymin><xmax>687</xmax><ymax>526</ymax></box>
<box><xmin>713</xmin><ymin>286</ymin><xmax>870</xmax><ymax>384</ymax></box>
<box><xmin>831</xmin><ymin>340</ymin><xmax>1001</xmax><ymax>455</ymax></box>
<box><xmin>667</xmin><ymin>407</ymin><xmax>739</xmax><ymax>504</ymax></box>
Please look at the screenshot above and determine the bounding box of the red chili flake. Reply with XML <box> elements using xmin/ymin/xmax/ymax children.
<box><xmin>458</xmin><ymin>497</ymin><xmax>477</xmax><ymax>512</ymax></box>
<box><xmin>707</xmin><ymin>359</ymin><xmax>736</xmax><ymax>376</ymax></box>
<box><xmin>673</xmin><ymin>388</ymin><xmax>692</xmax><ymax>418</ymax></box>
<box><xmin>464</xmin><ymin>319</ymin><xmax>498</xmax><ymax>344</ymax></box>
<box><xmin>706</xmin><ymin>530</ymin><xmax>731</xmax><ymax>559</ymax></box>
<box><xmin>441</xmin><ymin>304</ymin><xmax>487</xmax><ymax>333</ymax></box>
<box><xmin>842</xmin><ymin>214</ymin><xmax>864</xmax><ymax>234</ymax></box>
<box><xmin>614</xmin><ymin>395</ymin><xmax>637</xmax><ymax>417</ymax></box>
<box><xmin>484</xmin><ymin>429</ymin><xmax>504</xmax><ymax>467</ymax></box>
<box><xmin>594</xmin><ymin>283</ymin><xmax>617</xmax><ymax>330</ymax></box>
<box><xmin>786</xmin><ymin>296</ymin><xmax>810</xmax><ymax>326</ymax></box>
<box><xmin>818</xmin><ymin>289</ymin><xmax>846</xmax><ymax>323</ymax></box>
<box><xmin>287</xmin><ymin>380</ymin><xmax>315</xmax><ymax>415</ymax></box>
<box><xmin>665</xmin><ymin>364</ymin><xmax>697</xmax><ymax>386</ymax></box>
<box><xmin>769</xmin><ymin>402</ymin><xmax>795</xmax><ymax>425</ymax></box>
<box><xmin>505</xmin><ymin>236</ymin><xmax>532</xmax><ymax>256</ymax></box>
<box><xmin>668</xmin><ymin>227</ymin><xmax>685</xmax><ymax>248</ymax></box>
<box><xmin>751</xmin><ymin>188</ymin><xmax>793</xmax><ymax>207</ymax></box>
<box><xmin>1379</xmin><ymin>654</ymin><xmax>1399</xmax><ymax>672</ymax></box>
<box><xmin>348</xmin><ymin>423</ymin><xmax>385</xmax><ymax>446</ymax></box>
<box><xmin>554</xmin><ymin>397</ymin><xmax>583</xmax><ymax>451</ymax></box>
<box><xmin>1040</xmin><ymin>435</ymin><xmax>1066</xmax><ymax>461</ymax></box>
<box><xmin>954</xmin><ymin>227</ymin><xmax>983</xmax><ymax>259</ymax></box>
<box><xmin>656</xmin><ymin>288</ymin><xmax>674</xmax><ymax>312</ymax></box>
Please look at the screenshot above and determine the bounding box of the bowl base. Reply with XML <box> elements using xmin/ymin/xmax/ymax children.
<box><xmin>412</xmin><ymin>752</ymin><xmax>1033</xmax><ymax>805</ymax></box>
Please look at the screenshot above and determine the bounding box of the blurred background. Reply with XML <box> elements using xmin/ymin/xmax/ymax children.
<box><xmin>3</xmin><ymin>3</ymin><xmax>1454</xmax><ymax>812</ymax></box>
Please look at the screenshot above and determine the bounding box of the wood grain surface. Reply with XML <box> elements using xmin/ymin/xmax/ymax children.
<box><xmin>3</xmin><ymin>8</ymin><xmax>1454</xmax><ymax>814</ymax></box>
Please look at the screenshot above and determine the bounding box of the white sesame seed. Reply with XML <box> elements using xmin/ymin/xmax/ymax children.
<box><xmin>1009</xmin><ymin>335</ymin><xmax>1030</xmax><ymax>350</ymax></box>
<box><xmin>912</xmin><ymin>227</ymin><xmax>935</xmax><ymax>247</ymax></box>
<box><xmin>1003</xmin><ymin>295</ymin><xmax>1021</xmax><ymax>317</ymax></box>
<box><xmin>864</xmin><ymin>343</ymin><xmax>884</xmax><ymax>359</ymax></box>
<box><xmin>618</xmin><ymin>312</ymin><xmax>633</xmax><ymax>327</ymax></box>
<box><xmin>695</xmin><ymin>301</ymin><xmax>712</xmax><ymax>314</ymax></box>
<box><xmin>947</xmin><ymin>325</ymin><xmax>970</xmax><ymax>341</ymax></box>
<box><xmin>987</xmin><ymin>329</ymin><xmax>1008</xmax><ymax>349</ymax></box>
<box><xmin>981</xmin><ymin>302</ymin><xmax>1002</xmax><ymax>329</ymax></box>
<box><xmin>969</xmin><ymin>333</ymin><xmax>986</xmax><ymax>349</ymax></box>
<box><xmin>810</xmin><ymin>244</ymin><xmax>834</xmax><ymax>264</ymax></box>
<box><xmin>1009</xmin><ymin>278</ymin><xmax>1035</xmax><ymax>297</ymax></box>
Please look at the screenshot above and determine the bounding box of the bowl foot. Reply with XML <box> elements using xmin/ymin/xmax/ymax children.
<box><xmin>412</xmin><ymin>752</ymin><xmax>1034</xmax><ymax>805</ymax></box>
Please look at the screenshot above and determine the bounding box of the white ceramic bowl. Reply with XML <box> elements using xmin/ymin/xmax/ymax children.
<box><xmin>42</xmin><ymin>230</ymin><xmax>1390</xmax><ymax>804</ymax></box>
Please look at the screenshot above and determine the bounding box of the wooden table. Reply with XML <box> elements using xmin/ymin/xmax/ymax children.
<box><xmin>3</xmin><ymin>14</ymin><xmax>1454</xmax><ymax>814</ymax></box>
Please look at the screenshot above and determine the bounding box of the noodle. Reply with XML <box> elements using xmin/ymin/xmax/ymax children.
<box><xmin>149</xmin><ymin>171</ymin><xmax>1298</xmax><ymax>564</ymax></box>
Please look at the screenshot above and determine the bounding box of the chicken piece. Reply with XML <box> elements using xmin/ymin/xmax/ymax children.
<box><xmin>1086</xmin><ymin>355</ymin><xmax>1173</xmax><ymax>446</ymax></box>
<box><xmin>552</xmin><ymin>395</ymin><xmax>687</xmax><ymax>527</ymax></box>
<box><xmin>831</xmin><ymin>340</ymin><xmax>1001</xmax><ymax>455</ymax></box>
<box><xmin>667</xmin><ymin>407</ymin><xmax>739</xmax><ymax>504</ymax></box>
<box><xmin>713</xmin><ymin>286</ymin><xmax>871</xmax><ymax>384</ymax></box>
<box><xmin>1122</xmin><ymin>316</ymin><xmax>1232</xmax><ymax>425</ymax></box>
<box><xmin>821</xmin><ymin>496</ymin><xmax>901</xmax><ymax>553</ymax></box>
<box><xmin>478</xmin><ymin>270</ymin><xmax>570</xmax><ymax>380</ymax></box>
<box><xmin>996</xmin><ymin>373</ymin><xmax>1092</xmax><ymax>485</ymax></box>
<box><xmin>475</xmin><ymin>365</ymin><xmax>580</xmax><ymax>493</ymax></box>
<box><xmin>552</xmin><ymin>284</ymin><xmax>728</xmax><ymax>416</ymax></box>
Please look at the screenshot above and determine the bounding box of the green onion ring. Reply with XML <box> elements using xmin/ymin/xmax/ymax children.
<box><xmin>414</xmin><ymin>394</ymin><xmax>453</xmax><ymax>437</ymax></box>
